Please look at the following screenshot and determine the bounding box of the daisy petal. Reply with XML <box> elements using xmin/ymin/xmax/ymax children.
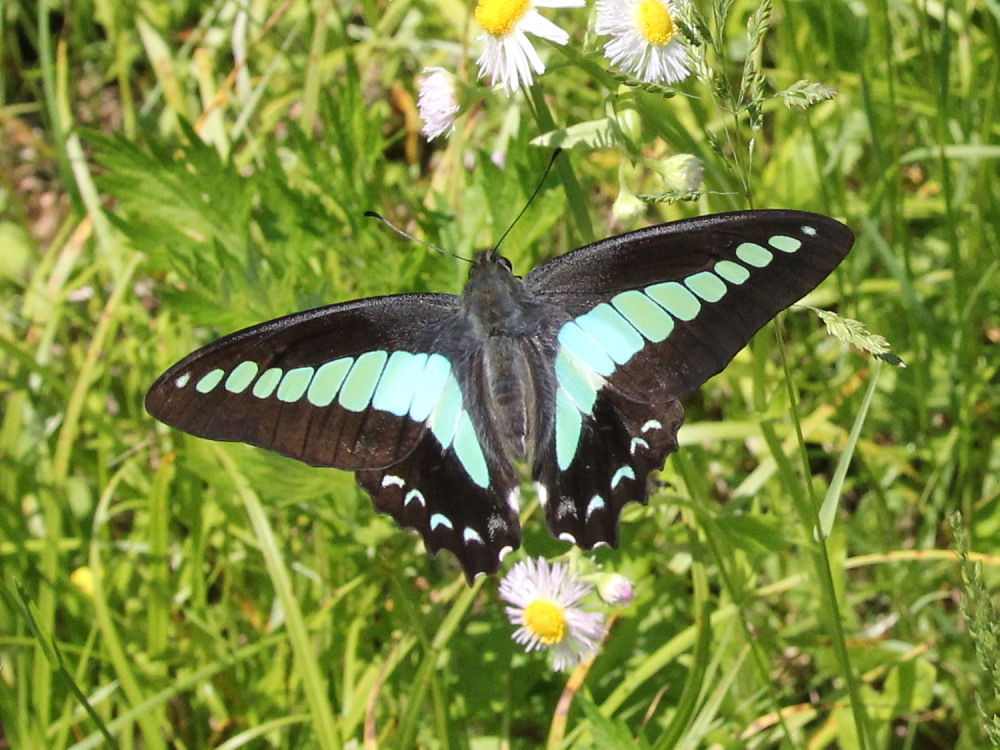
<box><xmin>417</xmin><ymin>67</ymin><xmax>461</xmax><ymax>140</ymax></box>
<box><xmin>520</xmin><ymin>12</ymin><xmax>571</xmax><ymax>46</ymax></box>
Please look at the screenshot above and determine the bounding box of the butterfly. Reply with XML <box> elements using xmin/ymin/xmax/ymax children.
<box><xmin>146</xmin><ymin>209</ymin><xmax>853</xmax><ymax>582</ymax></box>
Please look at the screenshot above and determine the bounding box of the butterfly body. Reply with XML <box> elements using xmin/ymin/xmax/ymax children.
<box><xmin>147</xmin><ymin>210</ymin><xmax>854</xmax><ymax>582</ymax></box>
<box><xmin>458</xmin><ymin>251</ymin><xmax>548</xmax><ymax>460</ymax></box>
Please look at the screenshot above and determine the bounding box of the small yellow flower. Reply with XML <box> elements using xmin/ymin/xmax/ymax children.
<box><xmin>523</xmin><ymin>599</ymin><xmax>567</xmax><ymax>643</ymax></box>
<box><xmin>635</xmin><ymin>0</ymin><xmax>673</xmax><ymax>45</ymax></box>
<box><xmin>70</xmin><ymin>566</ymin><xmax>95</xmax><ymax>597</ymax></box>
<box><xmin>476</xmin><ymin>0</ymin><xmax>531</xmax><ymax>36</ymax></box>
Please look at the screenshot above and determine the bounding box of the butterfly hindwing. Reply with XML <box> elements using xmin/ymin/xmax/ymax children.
<box><xmin>357</xmin><ymin>434</ymin><xmax>521</xmax><ymax>582</ymax></box>
<box><xmin>532</xmin><ymin>391</ymin><xmax>684</xmax><ymax>549</ymax></box>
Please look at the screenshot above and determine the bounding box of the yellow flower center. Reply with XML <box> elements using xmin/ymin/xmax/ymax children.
<box><xmin>523</xmin><ymin>599</ymin><xmax>567</xmax><ymax>644</ymax></box>
<box><xmin>475</xmin><ymin>0</ymin><xmax>531</xmax><ymax>38</ymax></box>
<box><xmin>635</xmin><ymin>0</ymin><xmax>675</xmax><ymax>46</ymax></box>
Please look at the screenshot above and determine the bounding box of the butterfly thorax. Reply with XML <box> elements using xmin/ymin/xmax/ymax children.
<box><xmin>461</xmin><ymin>252</ymin><xmax>547</xmax><ymax>460</ymax></box>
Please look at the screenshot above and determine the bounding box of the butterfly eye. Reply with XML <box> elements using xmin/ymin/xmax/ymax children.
<box><xmin>497</xmin><ymin>256</ymin><xmax>513</xmax><ymax>272</ymax></box>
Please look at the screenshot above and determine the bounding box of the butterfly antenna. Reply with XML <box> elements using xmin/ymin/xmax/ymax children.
<box><xmin>492</xmin><ymin>148</ymin><xmax>563</xmax><ymax>253</ymax></box>
<box><xmin>364</xmin><ymin>211</ymin><xmax>470</xmax><ymax>263</ymax></box>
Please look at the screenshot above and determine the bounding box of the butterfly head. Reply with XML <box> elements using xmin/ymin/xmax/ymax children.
<box><xmin>462</xmin><ymin>250</ymin><xmax>527</xmax><ymax>334</ymax></box>
<box><xmin>468</xmin><ymin>248</ymin><xmax>517</xmax><ymax>280</ymax></box>
<box><xmin>475</xmin><ymin>248</ymin><xmax>513</xmax><ymax>271</ymax></box>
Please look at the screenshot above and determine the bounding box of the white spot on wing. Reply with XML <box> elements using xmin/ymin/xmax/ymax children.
<box><xmin>802</xmin><ymin>225</ymin><xmax>817</xmax><ymax>236</ymax></box>
<box><xmin>498</xmin><ymin>545</ymin><xmax>513</xmax><ymax>561</ymax></box>
<box><xmin>641</xmin><ymin>419</ymin><xmax>662</xmax><ymax>433</ymax></box>
<box><xmin>558</xmin><ymin>532</ymin><xmax>577</xmax><ymax>544</ymax></box>
<box><xmin>381</xmin><ymin>474</ymin><xmax>405</xmax><ymax>489</ymax></box>
<box><xmin>586</xmin><ymin>495</ymin><xmax>605</xmax><ymax>519</ymax></box>
<box><xmin>630</xmin><ymin>437</ymin><xmax>650</xmax><ymax>455</ymax></box>
<box><xmin>175</xmin><ymin>373</ymin><xmax>191</xmax><ymax>388</ymax></box>
<box><xmin>430</xmin><ymin>513</ymin><xmax>452</xmax><ymax>531</ymax></box>
<box><xmin>463</xmin><ymin>527</ymin><xmax>484</xmax><ymax>544</ymax></box>
<box><xmin>534</xmin><ymin>482</ymin><xmax>549</xmax><ymax>508</ymax></box>
<box><xmin>611</xmin><ymin>466</ymin><xmax>635</xmax><ymax>489</ymax></box>
<box><xmin>507</xmin><ymin>487</ymin><xmax>521</xmax><ymax>513</ymax></box>
<box><xmin>404</xmin><ymin>489</ymin><xmax>425</xmax><ymax>508</ymax></box>
<box><xmin>557</xmin><ymin>499</ymin><xmax>576</xmax><ymax>520</ymax></box>
<box><xmin>593</xmin><ymin>541</ymin><xmax>610</xmax><ymax>550</ymax></box>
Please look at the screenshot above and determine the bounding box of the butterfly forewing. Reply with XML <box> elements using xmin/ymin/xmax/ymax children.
<box><xmin>147</xmin><ymin>294</ymin><xmax>459</xmax><ymax>468</ymax></box>
<box><xmin>146</xmin><ymin>291</ymin><xmax>529</xmax><ymax>580</ymax></box>
<box><xmin>525</xmin><ymin>210</ymin><xmax>853</xmax><ymax>408</ymax></box>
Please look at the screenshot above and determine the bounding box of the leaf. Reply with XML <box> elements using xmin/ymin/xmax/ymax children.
<box><xmin>577</xmin><ymin>696</ymin><xmax>653</xmax><ymax>749</ymax></box>
<box><xmin>530</xmin><ymin>117</ymin><xmax>620</xmax><ymax>150</ymax></box>
<box><xmin>862</xmin><ymin>658</ymin><xmax>936</xmax><ymax>721</ymax></box>
<box><xmin>713</xmin><ymin>514</ymin><xmax>794</xmax><ymax>555</ymax></box>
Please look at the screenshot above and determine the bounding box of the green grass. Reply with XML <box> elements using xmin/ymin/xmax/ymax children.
<box><xmin>2</xmin><ymin>0</ymin><xmax>998</xmax><ymax>747</ymax></box>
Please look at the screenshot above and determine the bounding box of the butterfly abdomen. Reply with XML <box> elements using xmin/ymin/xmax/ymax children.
<box><xmin>478</xmin><ymin>337</ymin><xmax>538</xmax><ymax>459</ymax></box>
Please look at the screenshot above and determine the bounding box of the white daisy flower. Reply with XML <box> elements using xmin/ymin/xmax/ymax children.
<box><xmin>417</xmin><ymin>67</ymin><xmax>460</xmax><ymax>140</ymax></box>
<box><xmin>596</xmin><ymin>0</ymin><xmax>690</xmax><ymax>85</ymax></box>
<box><xmin>499</xmin><ymin>558</ymin><xmax>606</xmax><ymax>671</ymax></box>
<box><xmin>474</xmin><ymin>0</ymin><xmax>584</xmax><ymax>95</ymax></box>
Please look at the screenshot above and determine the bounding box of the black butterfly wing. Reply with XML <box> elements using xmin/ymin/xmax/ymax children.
<box><xmin>356</xmin><ymin>438</ymin><xmax>521</xmax><ymax>582</ymax></box>
<box><xmin>147</xmin><ymin>294</ymin><xmax>455</xmax><ymax>468</ymax></box>
<box><xmin>531</xmin><ymin>393</ymin><xmax>685</xmax><ymax>548</ymax></box>
<box><xmin>525</xmin><ymin>210</ymin><xmax>853</xmax><ymax>401</ymax></box>
<box><xmin>523</xmin><ymin>210</ymin><xmax>854</xmax><ymax>547</ymax></box>
<box><xmin>146</xmin><ymin>293</ymin><xmax>521</xmax><ymax>580</ymax></box>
